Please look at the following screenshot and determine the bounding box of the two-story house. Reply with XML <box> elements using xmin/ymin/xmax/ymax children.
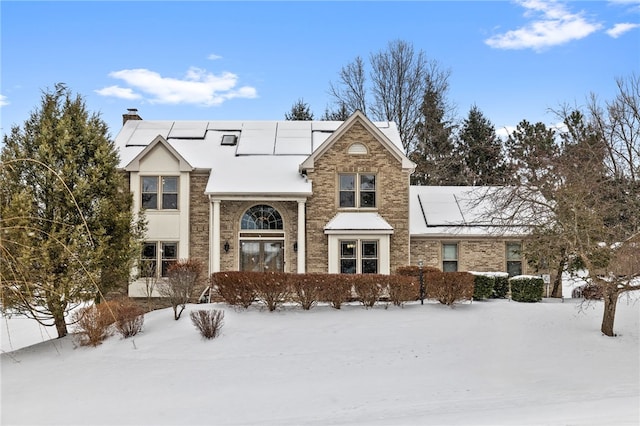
<box><xmin>114</xmin><ymin>109</ymin><xmax>531</xmax><ymax>297</ymax></box>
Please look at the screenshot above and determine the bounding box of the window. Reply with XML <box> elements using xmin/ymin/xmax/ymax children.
<box><xmin>140</xmin><ymin>242</ymin><xmax>178</xmax><ymax>278</ymax></box>
<box><xmin>141</xmin><ymin>176</ymin><xmax>178</xmax><ymax>210</ymax></box>
<box><xmin>442</xmin><ymin>243</ymin><xmax>458</xmax><ymax>272</ymax></box>
<box><xmin>506</xmin><ymin>242</ymin><xmax>522</xmax><ymax>277</ymax></box>
<box><xmin>241</xmin><ymin>205</ymin><xmax>283</xmax><ymax>230</ymax></box>
<box><xmin>339</xmin><ymin>173</ymin><xmax>376</xmax><ymax>208</ymax></box>
<box><xmin>340</xmin><ymin>240</ymin><xmax>378</xmax><ymax>274</ymax></box>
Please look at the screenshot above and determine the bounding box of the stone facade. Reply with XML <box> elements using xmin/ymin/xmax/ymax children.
<box><xmin>411</xmin><ymin>238</ymin><xmax>530</xmax><ymax>274</ymax></box>
<box><xmin>189</xmin><ymin>171</ymin><xmax>210</xmax><ymax>267</ymax></box>
<box><xmin>218</xmin><ymin>200</ymin><xmax>299</xmax><ymax>272</ymax></box>
<box><xmin>305</xmin><ymin>121</ymin><xmax>411</xmax><ymax>273</ymax></box>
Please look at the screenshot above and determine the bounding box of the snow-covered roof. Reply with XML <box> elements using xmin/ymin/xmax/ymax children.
<box><xmin>114</xmin><ymin>116</ymin><xmax>405</xmax><ymax>198</ymax></box>
<box><xmin>324</xmin><ymin>212</ymin><xmax>394</xmax><ymax>234</ymax></box>
<box><xmin>409</xmin><ymin>186</ymin><xmax>532</xmax><ymax>237</ymax></box>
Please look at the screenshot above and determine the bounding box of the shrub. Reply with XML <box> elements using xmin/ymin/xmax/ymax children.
<box><xmin>110</xmin><ymin>298</ymin><xmax>145</xmax><ymax>338</ymax></box>
<box><xmin>396</xmin><ymin>265</ymin><xmax>441</xmax><ymax>277</ymax></box>
<box><xmin>318</xmin><ymin>274</ymin><xmax>352</xmax><ymax>309</ymax></box>
<box><xmin>492</xmin><ymin>274</ymin><xmax>510</xmax><ymax>299</ymax></box>
<box><xmin>426</xmin><ymin>271</ymin><xmax>475</xmax><ymax>306</ymax></box>
<box><xmin>159</xmin><ymin>259</ymin><xmax>205</xmax><ymax>320</ymax></box>
<box><xmin>72</xmin><ymin>303</ymin><xmax>116</xmax><ymax>347</ymax></box>
<box><xmin>352</xmin><ymin>275</ymin><xmax>385</xmax><ymax>308</ymax></box>
<box><xmin>509</xmin><ymin>276</ymin><xmax>544</xmax><ymax>302</ymax></box>
<box><xmin>190</xmin><ymin>309</ymin><xmax>225</xmax><ymax>339</ymax></box>
<box><xmin>212</xmin><ymin>271</ymin><xmax>256</xmax><ymax>308</ymax></box>
<box><xmin>388</xmin><ymin>276</ymin><xmax>419</xmax><ymax>307</ymax></box>
<box><xmin>472</xmin><ymin>274</ymin><xmax>494</xmax><ymax>300</ymax></box>
<box><xmin>254</xmin><ymin>272</ymin><xmax>290</xmax><ymax>311</ymax></box>
<box><xmin>291</xmin><ymin>273</ymin><xmax>323</xmax><ymax>310</ymax></box>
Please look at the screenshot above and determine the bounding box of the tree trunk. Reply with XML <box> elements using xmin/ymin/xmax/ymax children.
<box><xmin>600</xmin><ymin>284</ymin><xmax>619</xmax><ymax>337</ymax></box>
<box><xmin>54</xmin><ymin>312</ymin><xmax>68</xmax><ymax>338</ymax></box>
<box><xmin>550</xmin><ymin>252</ymin><xmax>566</xmax><ymax>298</ymax></box>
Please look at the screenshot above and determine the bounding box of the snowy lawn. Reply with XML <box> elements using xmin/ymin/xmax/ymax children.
<box><xmin>1</xmin><ymin>297</ymin><xmax>639</xmax><ymax>426</ymax></box>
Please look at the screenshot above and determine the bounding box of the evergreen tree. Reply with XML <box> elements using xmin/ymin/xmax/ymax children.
<box><xmin>505</xmin><ymin>119</ymin><xmax>558</xmax><ymax>187</ymax></box>
<box><xmin>457</xmin><ymin>105</ymin><xmax>509</xmax><ymax>185</ymax></box>
<box><xmin>321</xmin><ymin>103</ymin><xmax>350</xmax><ymax>121</ymax></box>
<box><xmin>285</xmin><ymin>98</ymin><xmax>314</xmax><ymax>120</ymax></box>
<box><xmin>0</xmin><ymin>84</ymin><xmax>141</xmax><ymax>338</ymax></box>
<box><xmin>410</xmin><ymin>77</ymin><xmax>463</xmax><ymax>185</ymax></box>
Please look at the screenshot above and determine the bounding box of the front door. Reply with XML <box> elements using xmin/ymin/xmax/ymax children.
<box><xmin>240</xmin><ymin>241</ymin><xmax>284</xmax><ymax>272</ymax></box>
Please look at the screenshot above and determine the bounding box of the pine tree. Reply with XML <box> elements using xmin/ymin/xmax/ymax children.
<box><xmin>0</xmin><ymin>84</ymin><xmax>141</xmax><ymax>338</ymax></box>
<box><xmin>410</xmin><ymin>80</ymin><xmax>463</xmax><ymax>185</ymax></box>
<box><xmin>457</xmin><ymin>105</ymin><xmax>509</xmax><ymax>185</ymax></box>
<box><xmin>285</xmin><ymin>98</ymin><xmax>314</xmax><ymax>120</ymax></box>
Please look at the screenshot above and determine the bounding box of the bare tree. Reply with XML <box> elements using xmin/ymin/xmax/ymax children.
<box><xmin>328</xmin><ymin>40</ymin><xmax>450</xmax><ymax>154</ymax></box>
<box><xmin>328</xmin><ymin>56</ymin><xmax>368</xmax><ymax>116</ymax></box>
<box><xmin>484</xmin><ymin>75</ymin><xmax>639</xmax><ymax>336</ymax></box>
<box><xmin>158</xmin><ymin>259</ymin><xmax>204</xmax><ymax>320</ymax></box>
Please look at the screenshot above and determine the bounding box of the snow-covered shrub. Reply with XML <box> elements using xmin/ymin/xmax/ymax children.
<box><xmin>492</xmin><ymin>274</ymin><xmax>510</xmax><ymax>299</ymax></box>
<box><xmin>190</xmin><ymin>309</ymin><xmax>224</xmax><ymax>339</ymax></box>
<box><xmin>211</xmin><ymin>271</ymin><xmax>256</xmax><ymax>308</ymax></box>
<box><xmin>290</xmin><ymin>273</ymin><xmax>323</xmax><ymax>310</ymax></box>
<box><xmin>111</xmin><ymin>298</ymin><xmax>145</xmax><ymax>338</ymax></box>
<box><xmin>426</xmin><ymin>271</ymin><xmax>475</xmax><ymax>306</ymax></box>
<box><xmin>472</xmin><ymin>274</ymin><xmax>494</xmax><ymax>300</ymax></box>
<box><xmin>72</xmin><ymin>303</ymin><xmax>116</xmax><ymax>347</ymax></box>
<box><xmin>509</xmin><ymin>276</ymin><xmax>544</xmax><ymax>302</ymax></box>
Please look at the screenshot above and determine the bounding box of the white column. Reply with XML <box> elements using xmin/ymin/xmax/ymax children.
<box><xmin>297</xmin><ymin>200</ymin><xmax>306</xmax><ymax>273</ymax></box>
<box><xmin>211</xmin><ymin>199</ymin><xmax>221</xmax><ymax>273</ymax></box>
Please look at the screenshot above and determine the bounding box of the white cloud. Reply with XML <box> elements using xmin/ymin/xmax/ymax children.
<box><xmin>0</xmin><ymin>94</ymin><xmax>8</xmax><ymax>107</ymax></box>
<box><xmin>606</xmin><ymin>22</ymin><xmax>640</xmax><ymax>38</ymax></box>
<box><xmin>207</xmin><ymin>53</ymin><xmax>223</xmax><ymax>60</ymax></box>
<box><xmin>97</xmin><ymin>67</ymin><xmax>257</xmax><ymax>106</ymax></box>
<box><xmin>485</xmin><ymin>0</ymin><xmax>603</xmax><ymax>51</ymax></box>
<box><xmin>94</xmin><ymin>85</ymin><xmax>142</xmax><ymax>100</ymax></box>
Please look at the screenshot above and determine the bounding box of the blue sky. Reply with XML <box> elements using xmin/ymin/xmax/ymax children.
<box><xmin>1</xmin><ymin>1</ymin><xmax>639</xmax><ymax>140</ymax></box>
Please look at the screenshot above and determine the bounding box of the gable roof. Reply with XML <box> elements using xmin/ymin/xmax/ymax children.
<box><xmin>114</xmin><ymin>112</ymin><xmax>407</xmax><ymax>198</ymax></box>
<box><xmin>299</xmin><ymin>110</ymin><xmax>415</xmax><ymax>172</ymax></box>
<box><xmin>124</xmin><ymin>135</ymin><xmax>194</xmax><ymax>172</ymax></box>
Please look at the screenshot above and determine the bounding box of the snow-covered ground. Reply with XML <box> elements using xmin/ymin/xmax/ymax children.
<box><xmin>1</xmin><ymin>296</ymin><xmax>639</xmax><ymax>426</ymax></box>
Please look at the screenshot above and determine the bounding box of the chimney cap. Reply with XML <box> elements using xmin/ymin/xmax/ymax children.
<box><xmin>127</xmin><ymin>108</ymin><xmax>138</xmax><ymax>113</ymax></box>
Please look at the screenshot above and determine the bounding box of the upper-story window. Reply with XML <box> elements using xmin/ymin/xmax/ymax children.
<box><xmin>339</xmin><ymin>173</ymin><xmax>376</xmax><ymax>208</ymax></box>
<box><xmin>142</xmin><ymin>176</ymin><xmax>178</xmax><ymax>210</ymax></box>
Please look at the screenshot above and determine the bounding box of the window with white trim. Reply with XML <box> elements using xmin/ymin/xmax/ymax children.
<box><xmin>339</xmin><ymin>173</ymin><xmax>376</xmax><ymax>208</ymax></box>
<box><xmin>140</xmin><ymin>242</ymin><xmax>178</xmax><ymax>278</ymax></box>
<box><xmin>141</xmin><ymin>176</ymin><xmax>178</xmax><ymax>210</ymax></box>
<box><xmin>340</xmin><ymin>240</ymin><xmax>378</xmax><ymax>274</ymax></box>
<box><xmin>442</xmin><ymin>243</ymin><xmax>458</xmax><ymax>272</ymax></box>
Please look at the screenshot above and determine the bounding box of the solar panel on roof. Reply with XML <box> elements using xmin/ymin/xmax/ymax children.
<box><xmin>235</xmin><ymin>122</ymin><xmax>277</xmax><ymax>155</ymax></box>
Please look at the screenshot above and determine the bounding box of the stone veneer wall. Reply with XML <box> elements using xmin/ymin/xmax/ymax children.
<box><xmin>218</xmin><ymin>200</ymin><xmax>298</xmax><ymax>272</ymax></box>
<box><xmin>304</xmin><ymin>121</ymin><xmax>411</xmax><ymax>273</ymax></box>
<box><xmin>189</xmin><ymin>172</ymin><xmax>210</xmax><ymax>271</ymax></box>
<box><xmin>410</xmin><ymin>238</ymin><xmax>530</xmax><ymax>275</ymax></box>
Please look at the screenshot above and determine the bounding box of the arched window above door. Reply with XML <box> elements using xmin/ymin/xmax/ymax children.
<box><xmin>241</xmin><ymin>205</ymin><xmax>283</xmax><ymax>230</ymax></box>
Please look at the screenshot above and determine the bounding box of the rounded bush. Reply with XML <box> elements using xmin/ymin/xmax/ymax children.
<box><xmin>509</xmin><ymin>276</ymin><xmax>544</xmax><ymax>303</ymax></box>
<box><xmin>472</xmin><ymin>274</ymin><xmax>494</xmax><ymax>300</ymax></box>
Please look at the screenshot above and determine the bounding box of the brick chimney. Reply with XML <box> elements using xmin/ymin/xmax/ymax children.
<box><xmin>122</xmin><ymin>108</ymin><xmax>142</xmax><ymax>125</ymax></box>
